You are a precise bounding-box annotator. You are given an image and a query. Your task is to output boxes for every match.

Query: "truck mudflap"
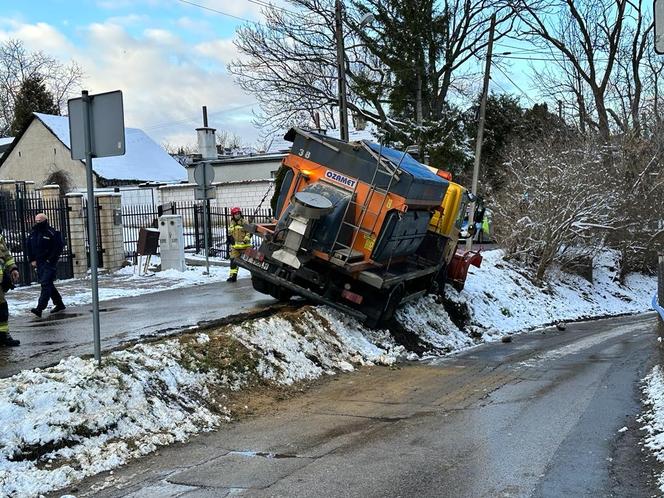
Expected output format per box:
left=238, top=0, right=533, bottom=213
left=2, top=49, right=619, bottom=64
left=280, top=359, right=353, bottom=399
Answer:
left=236, top=253, right=368, bottom=322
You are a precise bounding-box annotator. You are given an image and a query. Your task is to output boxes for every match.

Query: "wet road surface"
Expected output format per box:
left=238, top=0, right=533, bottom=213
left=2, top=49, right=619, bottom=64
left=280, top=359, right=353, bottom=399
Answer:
left=0, top=279, right=275, bottom=378
left=63, top=312, right=661, bottom=497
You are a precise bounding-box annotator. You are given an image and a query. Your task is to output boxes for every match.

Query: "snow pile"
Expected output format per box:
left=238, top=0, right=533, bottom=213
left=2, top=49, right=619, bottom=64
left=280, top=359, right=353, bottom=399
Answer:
left=231, top=307, right=406, bottom=385
left=0, top=307, right=411, bottom=497
left=641, top=365, right=664, bottom=492
left=379, top=249, right=656, bottom=358
left=0, top=248, right=656, bottom=497
left=0, top=338, right=224, bottom=497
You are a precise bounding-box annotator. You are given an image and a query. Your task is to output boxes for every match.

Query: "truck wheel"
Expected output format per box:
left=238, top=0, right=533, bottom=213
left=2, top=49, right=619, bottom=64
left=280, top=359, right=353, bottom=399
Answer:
left=378, top=283, right=405, bottom=327
left=269, top=284, right=292, bottom=302
left=251, top=275, right=271, bottom=294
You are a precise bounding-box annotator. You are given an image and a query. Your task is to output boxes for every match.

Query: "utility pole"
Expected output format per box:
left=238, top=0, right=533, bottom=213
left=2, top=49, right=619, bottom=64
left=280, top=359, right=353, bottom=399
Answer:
left=335, top=0, right=349, bottom=142
left=465, top=13, right=495, bottom=251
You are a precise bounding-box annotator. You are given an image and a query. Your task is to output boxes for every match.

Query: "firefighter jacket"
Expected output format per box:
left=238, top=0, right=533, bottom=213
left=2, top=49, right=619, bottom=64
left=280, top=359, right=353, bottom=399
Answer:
left=229, top=217, right=252, bottom=250
left=0, top=236, right=16, bottom=273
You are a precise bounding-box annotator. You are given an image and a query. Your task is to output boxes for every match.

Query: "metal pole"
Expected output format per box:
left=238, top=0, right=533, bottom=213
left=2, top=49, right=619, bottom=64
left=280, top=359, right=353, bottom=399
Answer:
left=335, top=0, right=349, bottom=142
left=659, top=253, right=664, bottom=308
left=203, top=164, right=210, bottom=275
left=466, top=13, right=496, bottom=251
left=82, top=90, right=102, bottom=366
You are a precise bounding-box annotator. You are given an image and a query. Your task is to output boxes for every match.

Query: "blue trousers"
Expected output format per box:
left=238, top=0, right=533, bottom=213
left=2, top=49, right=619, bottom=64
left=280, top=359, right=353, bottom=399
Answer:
left=36, top=263, right=63, bottom=311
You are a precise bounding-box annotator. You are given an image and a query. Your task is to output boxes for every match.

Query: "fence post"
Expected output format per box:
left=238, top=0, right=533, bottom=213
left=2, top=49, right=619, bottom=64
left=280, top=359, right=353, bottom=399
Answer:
left=66, top=193, right=89, bottom=278
left=96, top=193, right=125, bottom=271
left=39, top=184, right=60, bottom=203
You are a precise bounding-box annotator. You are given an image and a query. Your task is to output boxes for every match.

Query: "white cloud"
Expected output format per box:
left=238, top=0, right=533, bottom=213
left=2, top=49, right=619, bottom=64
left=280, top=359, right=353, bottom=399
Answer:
left=0, top=20, right=262, bottom=146
left=194, top=38, right=239, bottom=65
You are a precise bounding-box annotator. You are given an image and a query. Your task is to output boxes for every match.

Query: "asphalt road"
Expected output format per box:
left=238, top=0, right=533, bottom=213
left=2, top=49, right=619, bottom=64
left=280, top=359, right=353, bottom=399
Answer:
left=62, top=312, right=661, bottom=498
left=0, top=279, right=276, bottom=378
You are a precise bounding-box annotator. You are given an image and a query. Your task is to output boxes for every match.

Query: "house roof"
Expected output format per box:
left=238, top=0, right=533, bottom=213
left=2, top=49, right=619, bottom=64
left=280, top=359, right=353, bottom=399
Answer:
left=187, top=151, right=287, bottom=168
left=0, top=137, right=13, bottom=155
left=0, top=113, right=186, bottom=183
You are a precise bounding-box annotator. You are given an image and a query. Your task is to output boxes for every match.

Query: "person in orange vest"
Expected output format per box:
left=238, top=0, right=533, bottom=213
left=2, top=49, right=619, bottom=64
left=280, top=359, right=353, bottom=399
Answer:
left=227, top=207, right=252, bottom=283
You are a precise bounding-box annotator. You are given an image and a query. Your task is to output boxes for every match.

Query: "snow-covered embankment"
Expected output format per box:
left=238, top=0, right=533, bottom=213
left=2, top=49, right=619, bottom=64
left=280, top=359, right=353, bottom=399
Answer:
left=0, top=249, right=656, bottom=497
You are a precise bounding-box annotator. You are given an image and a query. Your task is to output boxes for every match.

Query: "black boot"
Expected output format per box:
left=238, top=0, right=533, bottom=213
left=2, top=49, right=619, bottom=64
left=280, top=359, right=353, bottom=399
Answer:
left=0, top=333, right=20, bottom=347
left=30, top=308, right=42, bottom=318
left=226, top=274, right=237, bottom=283
left=50, top=304, right=66, bottom=313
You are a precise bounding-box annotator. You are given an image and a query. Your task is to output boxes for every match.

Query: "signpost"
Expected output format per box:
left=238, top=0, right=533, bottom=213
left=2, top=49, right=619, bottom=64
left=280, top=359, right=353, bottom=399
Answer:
left=656, top=0, right=664, bottom=54
left=68, top=90, right=125, bottom=366
left=193, top=162, right=215, bottom=274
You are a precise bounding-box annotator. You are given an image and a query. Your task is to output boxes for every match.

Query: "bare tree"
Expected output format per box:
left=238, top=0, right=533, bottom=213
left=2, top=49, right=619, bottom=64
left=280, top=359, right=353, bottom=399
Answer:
left=229, top=0, right=514, bottom=139
left=493, top=136, right=617, bottom=282
left=0, top=39, right=83, bottom=136
left=510, top=0, right=651, bottom=141
left=609, top=134, right=664, bottom=279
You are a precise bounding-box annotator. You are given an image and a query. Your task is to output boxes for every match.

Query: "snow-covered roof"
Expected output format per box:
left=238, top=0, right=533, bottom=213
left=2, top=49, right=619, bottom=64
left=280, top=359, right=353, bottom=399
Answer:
left=34, top=113, right=186, bottom=183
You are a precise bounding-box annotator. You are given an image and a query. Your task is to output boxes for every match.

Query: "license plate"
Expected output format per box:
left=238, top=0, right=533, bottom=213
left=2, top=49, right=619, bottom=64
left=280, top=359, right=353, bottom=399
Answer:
left=241, top=253, right=269, bottom=271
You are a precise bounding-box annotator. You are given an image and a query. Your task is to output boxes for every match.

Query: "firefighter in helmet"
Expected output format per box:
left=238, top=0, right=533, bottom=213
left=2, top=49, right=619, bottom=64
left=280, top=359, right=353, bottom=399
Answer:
left=227, top=207, right=252, bottom=282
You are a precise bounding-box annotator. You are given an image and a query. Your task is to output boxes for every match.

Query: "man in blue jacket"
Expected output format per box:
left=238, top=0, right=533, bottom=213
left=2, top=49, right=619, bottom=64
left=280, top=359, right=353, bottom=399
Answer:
left=27, top=213, right=66, bottom=318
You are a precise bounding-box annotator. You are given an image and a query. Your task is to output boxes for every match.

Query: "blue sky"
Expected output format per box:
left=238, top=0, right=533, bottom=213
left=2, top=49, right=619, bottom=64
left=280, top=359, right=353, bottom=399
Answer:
left=0, top=0, right=267, bottom=147
left=0, top=0, right=541, bottom=149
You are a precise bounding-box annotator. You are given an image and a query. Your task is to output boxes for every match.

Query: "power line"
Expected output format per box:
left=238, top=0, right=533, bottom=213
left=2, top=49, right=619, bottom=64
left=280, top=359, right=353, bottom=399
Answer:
left=144, top=102, right=259, bottom=131
left=176, top=0, right=259, bottom=24
left=491, top=62, right=538, bottom=105
left=244, top=0, right=298, bottom=15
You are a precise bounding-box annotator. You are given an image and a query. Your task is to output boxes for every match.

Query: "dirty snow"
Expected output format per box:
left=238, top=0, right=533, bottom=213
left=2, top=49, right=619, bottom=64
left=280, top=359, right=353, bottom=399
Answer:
left=0, top=339, right=223, bottom=497
left=0, top=248, right=656, bottom=497
left=641, top=366, right=664, bottom=492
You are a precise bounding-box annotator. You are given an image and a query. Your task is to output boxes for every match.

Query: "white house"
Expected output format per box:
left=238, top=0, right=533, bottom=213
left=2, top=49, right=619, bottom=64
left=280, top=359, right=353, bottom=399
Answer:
left=0, top=113, right=186, bottom=191
left=185, top=151, right=287, bottom=184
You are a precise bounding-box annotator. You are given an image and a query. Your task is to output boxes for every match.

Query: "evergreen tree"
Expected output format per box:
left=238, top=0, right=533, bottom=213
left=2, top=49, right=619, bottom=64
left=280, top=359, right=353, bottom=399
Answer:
left=10, top=76, right=59, bottom=135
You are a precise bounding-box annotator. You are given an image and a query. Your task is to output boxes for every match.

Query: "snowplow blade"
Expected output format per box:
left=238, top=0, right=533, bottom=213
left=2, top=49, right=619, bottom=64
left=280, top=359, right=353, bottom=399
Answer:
left=448, top=250, right=483, bottom=292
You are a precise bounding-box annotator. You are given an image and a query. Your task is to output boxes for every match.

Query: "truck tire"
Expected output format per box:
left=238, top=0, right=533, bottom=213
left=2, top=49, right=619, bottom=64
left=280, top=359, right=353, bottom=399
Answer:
left=269, top=284, right=292, bottom=302
left=251, top=275, right=271, bottom=294
left=377, top=283, right=405, bottom=327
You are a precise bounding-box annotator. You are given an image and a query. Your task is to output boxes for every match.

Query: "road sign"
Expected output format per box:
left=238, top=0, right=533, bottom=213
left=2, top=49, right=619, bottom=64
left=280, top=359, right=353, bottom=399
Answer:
left=68, top=90, right=125, bottom=160
left=657, top=0, right=664, bottom=54
left=194, top=162, right=215, bottom=187
left=195, top=185, right=216, bottom=200
left=67, top=89, right=126, bottom=367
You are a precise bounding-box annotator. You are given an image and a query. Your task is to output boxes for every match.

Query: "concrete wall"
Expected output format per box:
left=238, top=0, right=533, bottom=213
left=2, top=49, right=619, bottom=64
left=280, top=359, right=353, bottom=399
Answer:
left=186, top=158, right=283, bottom=184
left=0, top=119, right=98, bottom=190
left=159, top=179, right=274, bottom=210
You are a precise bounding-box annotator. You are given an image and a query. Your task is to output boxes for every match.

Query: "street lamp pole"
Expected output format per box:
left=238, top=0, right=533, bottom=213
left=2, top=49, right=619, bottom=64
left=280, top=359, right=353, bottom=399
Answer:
left=335, top=0, right=349, bottom=142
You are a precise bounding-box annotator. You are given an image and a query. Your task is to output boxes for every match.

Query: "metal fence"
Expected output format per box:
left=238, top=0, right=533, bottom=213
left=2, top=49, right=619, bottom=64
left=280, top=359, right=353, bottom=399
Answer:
left=0, top=190, right=74, bottom=285
left=121, top=202, right=273, bottom=259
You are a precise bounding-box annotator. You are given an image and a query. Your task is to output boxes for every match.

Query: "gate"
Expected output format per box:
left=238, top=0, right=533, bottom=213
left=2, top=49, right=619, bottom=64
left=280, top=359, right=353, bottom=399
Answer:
left=0, top=186, right=74, bottom=285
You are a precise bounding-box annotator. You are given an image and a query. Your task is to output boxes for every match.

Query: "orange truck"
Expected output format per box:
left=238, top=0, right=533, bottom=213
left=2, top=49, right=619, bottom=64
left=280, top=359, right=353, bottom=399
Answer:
left=237, top=128, right=482, bottom=327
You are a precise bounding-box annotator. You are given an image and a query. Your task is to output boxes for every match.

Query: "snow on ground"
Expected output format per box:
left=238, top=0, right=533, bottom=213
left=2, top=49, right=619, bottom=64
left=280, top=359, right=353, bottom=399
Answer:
left=0, top=307, right=408, bottom=497
left=641, top=366, right=664, bottom=493
left=395, top=249, right=655, bottom=355
left=0, top=248, right=657, bottom=497
left=7, top=261, right=250, bottom=315
left=0, top=338, right=224, bottom=497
